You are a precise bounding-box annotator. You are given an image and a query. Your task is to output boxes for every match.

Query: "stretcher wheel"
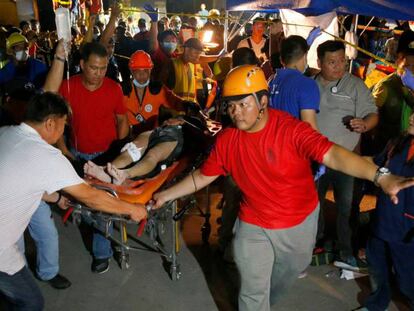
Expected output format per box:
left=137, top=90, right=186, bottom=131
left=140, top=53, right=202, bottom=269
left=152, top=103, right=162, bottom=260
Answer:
left=170, top=264, right=181, bottom=281
left=119, top=253, right=130, bottom=270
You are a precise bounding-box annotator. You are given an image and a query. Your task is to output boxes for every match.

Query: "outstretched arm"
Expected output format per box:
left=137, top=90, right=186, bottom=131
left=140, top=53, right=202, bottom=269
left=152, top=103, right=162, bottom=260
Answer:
left=99, top=4, right=121, bottom=48
left=323, top=144, right=414, bottom=204
left=43, top=39, right=67, bottom=93
left=63, top=182, right=147, bottom=221
left=152, top=169, right=219, bottom=208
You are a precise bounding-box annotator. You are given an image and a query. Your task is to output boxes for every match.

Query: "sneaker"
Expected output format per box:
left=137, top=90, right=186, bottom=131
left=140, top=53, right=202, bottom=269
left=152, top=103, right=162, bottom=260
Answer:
left=44, top=274, right=71, bottom=289
left=298, top=270, right=308, bottom=279
left=91, top=258, right=110, bottom=274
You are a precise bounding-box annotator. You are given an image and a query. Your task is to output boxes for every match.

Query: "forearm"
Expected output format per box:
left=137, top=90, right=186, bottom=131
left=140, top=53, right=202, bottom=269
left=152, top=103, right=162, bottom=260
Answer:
left=116, top=115, right=129, bottom=139
left=100, top=14, right=117, bottom=47
left=148, top=21, right=158, bottom=52
left=43, top=57, right=65, bottom=92
left=300, top=109, right=319, bottom=132
left=158, top=169, right=218, bottom=202
left=323, top=144, right=377, bottom=182
left=363, top=113, right=378, bottom=131
left=82, top=187, right=136, bottom=215
left=56, top=135, right=74, bottom=159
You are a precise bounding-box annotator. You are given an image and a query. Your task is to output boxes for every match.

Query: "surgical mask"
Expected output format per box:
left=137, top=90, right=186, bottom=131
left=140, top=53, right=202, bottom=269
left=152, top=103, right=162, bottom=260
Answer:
left=15, top=50, right=28, bottom=62
left=161, top=42, right=177, bottom=54
left=133, top=79, right=150, bottom=88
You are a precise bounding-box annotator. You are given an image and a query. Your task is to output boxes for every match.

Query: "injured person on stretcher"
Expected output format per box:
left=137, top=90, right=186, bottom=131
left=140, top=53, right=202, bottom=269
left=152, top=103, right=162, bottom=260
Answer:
left=84, top=116, right=220, bottom=185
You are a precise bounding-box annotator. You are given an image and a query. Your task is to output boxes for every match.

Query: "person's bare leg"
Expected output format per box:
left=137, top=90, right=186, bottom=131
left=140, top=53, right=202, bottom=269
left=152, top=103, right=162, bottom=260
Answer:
left=107, top=141, right=178, bottom=184
left=112, top=131, right=151, bottom=168
left=84, top=161, right=112, bottom=183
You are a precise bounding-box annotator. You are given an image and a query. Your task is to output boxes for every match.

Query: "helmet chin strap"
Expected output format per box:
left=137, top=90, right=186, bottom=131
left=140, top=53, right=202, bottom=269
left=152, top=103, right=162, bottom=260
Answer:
left=245, top=92, right=265, bottom=131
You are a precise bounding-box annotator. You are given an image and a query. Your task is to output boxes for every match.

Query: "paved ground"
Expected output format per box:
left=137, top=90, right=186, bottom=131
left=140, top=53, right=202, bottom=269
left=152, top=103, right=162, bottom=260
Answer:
left=17, top=190, right=411, bottom=311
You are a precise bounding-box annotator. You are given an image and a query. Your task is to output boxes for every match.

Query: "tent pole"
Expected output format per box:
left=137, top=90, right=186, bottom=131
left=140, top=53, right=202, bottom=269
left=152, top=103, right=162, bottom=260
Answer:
left=224, top=10, right=229, bottom=52
left=349, top=14, right=359, bottom=73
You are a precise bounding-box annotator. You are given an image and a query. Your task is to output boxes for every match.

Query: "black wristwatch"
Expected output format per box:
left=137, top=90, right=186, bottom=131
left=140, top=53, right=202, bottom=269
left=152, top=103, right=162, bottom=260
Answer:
left=373, top=167, right=391, bottom=186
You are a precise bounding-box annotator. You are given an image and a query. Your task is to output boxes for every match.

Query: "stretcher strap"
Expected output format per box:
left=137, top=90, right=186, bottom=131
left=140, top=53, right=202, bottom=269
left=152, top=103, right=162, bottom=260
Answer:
left=136, top=219, right=147, bottom=237
left=62, top=207, right=74, bottom=224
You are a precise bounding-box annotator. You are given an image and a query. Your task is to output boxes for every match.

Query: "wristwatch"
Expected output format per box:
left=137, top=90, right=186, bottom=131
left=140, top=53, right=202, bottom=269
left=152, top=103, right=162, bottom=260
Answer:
left=373, top=167, right=391, bottom=186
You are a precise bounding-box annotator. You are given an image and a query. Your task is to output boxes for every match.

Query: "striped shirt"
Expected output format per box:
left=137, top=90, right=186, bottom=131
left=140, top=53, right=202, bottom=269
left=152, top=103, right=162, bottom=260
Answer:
left=0, top=123, right=83, bottom=275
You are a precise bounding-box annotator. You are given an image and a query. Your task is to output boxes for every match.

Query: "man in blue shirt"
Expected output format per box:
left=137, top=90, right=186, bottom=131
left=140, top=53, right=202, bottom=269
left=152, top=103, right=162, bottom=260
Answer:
left=269, top=35, right=320, bottom=131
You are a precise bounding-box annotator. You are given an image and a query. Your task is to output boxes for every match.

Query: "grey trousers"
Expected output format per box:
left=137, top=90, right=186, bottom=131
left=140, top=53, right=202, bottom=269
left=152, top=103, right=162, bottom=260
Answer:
left=233, top=205, right=319, bottom=311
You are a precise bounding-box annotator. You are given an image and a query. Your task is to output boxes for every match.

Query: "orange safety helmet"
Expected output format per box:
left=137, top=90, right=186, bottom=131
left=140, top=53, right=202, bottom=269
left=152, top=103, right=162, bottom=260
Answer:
left=222, top=65, right=268, bottom=99
left=129, top=50, right=153, bottom=70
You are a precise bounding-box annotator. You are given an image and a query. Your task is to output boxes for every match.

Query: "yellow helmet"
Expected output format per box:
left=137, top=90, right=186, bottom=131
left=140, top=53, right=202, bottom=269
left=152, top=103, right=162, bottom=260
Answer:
left=6, top=33, right=28, bottom=52
left=222, top=65, right=268, bottom=99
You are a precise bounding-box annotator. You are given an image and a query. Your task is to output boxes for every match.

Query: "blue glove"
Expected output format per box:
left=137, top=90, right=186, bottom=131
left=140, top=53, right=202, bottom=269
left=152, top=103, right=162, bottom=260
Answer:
left=306, top=27, right=322, bottom=46
left=314, top=164, right=326, bottom=181
left=143, top=3, right=158, bottom=22
left=401, top=69, right=414, bottom=91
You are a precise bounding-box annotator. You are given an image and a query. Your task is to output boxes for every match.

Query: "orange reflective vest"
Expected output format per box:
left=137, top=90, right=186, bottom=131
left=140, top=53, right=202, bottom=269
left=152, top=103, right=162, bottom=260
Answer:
left=124, top=81, right=183, bottom=127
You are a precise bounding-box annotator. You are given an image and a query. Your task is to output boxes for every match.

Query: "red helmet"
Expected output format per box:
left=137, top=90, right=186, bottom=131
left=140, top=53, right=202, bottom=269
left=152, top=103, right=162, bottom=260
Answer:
left=129, top=50, right=153, bottom=70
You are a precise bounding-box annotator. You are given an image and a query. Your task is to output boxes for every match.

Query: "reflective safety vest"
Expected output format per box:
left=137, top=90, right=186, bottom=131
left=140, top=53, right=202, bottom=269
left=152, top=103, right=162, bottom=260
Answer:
left=172, top=58, right=197, bottom=102
left=124, top=81, right=182, bottom=127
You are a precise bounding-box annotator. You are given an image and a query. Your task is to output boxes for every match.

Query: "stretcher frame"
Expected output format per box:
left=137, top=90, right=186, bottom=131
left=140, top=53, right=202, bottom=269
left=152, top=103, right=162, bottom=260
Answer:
left=64, top=160, right=194, bottom=281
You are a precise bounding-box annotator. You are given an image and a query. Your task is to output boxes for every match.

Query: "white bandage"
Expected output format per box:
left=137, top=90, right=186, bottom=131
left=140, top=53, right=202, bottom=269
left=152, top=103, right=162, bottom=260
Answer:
left=121, top=142, right=143, bottom=162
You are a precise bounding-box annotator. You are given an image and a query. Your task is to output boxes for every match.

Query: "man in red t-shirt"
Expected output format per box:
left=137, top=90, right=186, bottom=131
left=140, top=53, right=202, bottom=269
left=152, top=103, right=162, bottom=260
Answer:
left=50, top=42, right=129, bottom=160
left=151, top=65, right=414, bottom=311
left=44, top=41, right=129, bottom=274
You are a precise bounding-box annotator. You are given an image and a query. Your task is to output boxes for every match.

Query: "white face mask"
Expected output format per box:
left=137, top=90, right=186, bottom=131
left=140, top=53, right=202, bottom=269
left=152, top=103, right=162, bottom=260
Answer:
left=15, top=50, right=28, bottom=62
left=133, top=79, right=150, bottom=88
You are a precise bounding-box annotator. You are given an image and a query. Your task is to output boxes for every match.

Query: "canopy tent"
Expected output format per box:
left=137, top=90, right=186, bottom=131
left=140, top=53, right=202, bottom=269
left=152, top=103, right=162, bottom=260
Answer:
left=226, top=0, right=414, bottom=20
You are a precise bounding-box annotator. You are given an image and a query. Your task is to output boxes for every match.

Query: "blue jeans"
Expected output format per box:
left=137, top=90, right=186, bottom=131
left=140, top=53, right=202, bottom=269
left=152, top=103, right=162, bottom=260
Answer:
left=71, top=148, right=113, bottom=260
left=364, top=236, right=414, bottom=311
left=0, top=267, right=44, bottom=311
left=317, top=167, right=354, bottom=258
left=17, top=201, right=59, bottom=281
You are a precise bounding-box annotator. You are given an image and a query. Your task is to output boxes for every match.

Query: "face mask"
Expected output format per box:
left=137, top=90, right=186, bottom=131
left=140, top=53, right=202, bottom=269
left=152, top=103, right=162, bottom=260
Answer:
left=161, top=42, right=177, bottom=54
left=93, top=34, right=99, bottom=40
left=133, top=79, right=150, bottom=88
left=15, top=50, right=28, bottom=62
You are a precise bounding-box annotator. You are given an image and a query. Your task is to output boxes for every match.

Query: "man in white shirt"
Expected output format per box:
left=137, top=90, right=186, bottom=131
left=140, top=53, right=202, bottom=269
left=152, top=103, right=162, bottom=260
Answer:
left=0, top=92, right=146, bottom=310
left=237, top=17, right=269, bottom=63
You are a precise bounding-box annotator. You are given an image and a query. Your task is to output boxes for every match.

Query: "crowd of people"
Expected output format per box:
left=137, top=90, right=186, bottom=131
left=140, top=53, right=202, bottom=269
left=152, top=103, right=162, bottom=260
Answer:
left=1, top=3, right=414, bottom=311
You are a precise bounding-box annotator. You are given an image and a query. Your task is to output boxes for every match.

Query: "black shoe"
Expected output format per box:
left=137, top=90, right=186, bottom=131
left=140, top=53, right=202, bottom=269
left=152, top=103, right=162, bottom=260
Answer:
left=91, top=258, right=110, bottom=274
left=45, top=274, right=71, bottom=289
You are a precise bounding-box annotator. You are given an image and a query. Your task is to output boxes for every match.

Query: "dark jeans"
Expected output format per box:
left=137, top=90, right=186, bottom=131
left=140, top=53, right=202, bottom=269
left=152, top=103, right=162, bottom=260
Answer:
left=317, top=167, right=354, bottom=258
left=364, top=236, right=414, bottom=311
left=0, top=267, right=44, bottom=311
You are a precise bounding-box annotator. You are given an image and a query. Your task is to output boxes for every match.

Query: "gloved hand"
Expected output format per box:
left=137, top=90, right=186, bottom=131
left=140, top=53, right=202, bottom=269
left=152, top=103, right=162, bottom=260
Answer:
left=306, top=26, right=322, bottom=46
left=401, top=68, right=414, bottom=91
left=144, top=3, right=158, bottom=22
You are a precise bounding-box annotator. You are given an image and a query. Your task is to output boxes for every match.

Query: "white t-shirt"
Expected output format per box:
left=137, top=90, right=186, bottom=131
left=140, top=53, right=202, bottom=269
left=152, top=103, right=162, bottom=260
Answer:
left=0, top=123, right=84, bottom=275
left=237, top=36, right=268, bottom=62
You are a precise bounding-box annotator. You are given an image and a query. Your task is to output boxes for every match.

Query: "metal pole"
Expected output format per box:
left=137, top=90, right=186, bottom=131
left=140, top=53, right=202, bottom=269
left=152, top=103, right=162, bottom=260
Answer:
left=350, top=14, right=359, bottom=73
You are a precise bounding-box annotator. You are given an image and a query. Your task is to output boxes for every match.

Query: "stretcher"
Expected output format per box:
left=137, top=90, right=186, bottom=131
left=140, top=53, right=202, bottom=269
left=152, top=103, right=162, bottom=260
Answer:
left=63, top=158, right=196, bottom=281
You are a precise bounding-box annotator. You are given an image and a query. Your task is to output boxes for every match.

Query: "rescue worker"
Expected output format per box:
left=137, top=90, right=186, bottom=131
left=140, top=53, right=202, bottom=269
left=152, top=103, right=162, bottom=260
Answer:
left=125, top=50, right=185, bottom=135
left=162, top=38, right=204, bottom=104
left=151, top=65, right=414, bottom=311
